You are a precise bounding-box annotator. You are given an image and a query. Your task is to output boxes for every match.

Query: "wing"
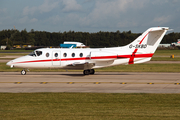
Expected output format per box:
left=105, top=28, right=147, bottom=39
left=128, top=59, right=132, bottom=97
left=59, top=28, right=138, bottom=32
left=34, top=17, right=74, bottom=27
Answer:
left=64, top=62, right=95, bottom=70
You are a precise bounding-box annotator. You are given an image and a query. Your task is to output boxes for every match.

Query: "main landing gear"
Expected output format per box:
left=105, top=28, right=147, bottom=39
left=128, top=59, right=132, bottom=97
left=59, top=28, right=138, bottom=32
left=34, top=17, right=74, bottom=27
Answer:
left=83, top=69, right=95, bottom=75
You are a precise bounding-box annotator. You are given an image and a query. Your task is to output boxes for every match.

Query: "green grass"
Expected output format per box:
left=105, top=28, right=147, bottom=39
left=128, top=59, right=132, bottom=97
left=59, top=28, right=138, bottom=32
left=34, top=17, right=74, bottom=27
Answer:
left=97, top=63, right=180, bottom=72
left=154, top=50, right=180, bottom=56
left=0, top=53, right=29, bottom=57
left=0, top=50, right=33, bottom=53
left=1, top=62, right=180, bottom=72
left=151, top=57, right=180, bottom=61
left=0, top=93, right=180, bottom=120
left=0, top=50, right=32, bottom=57
left=0, top=58, right=17, bottom=60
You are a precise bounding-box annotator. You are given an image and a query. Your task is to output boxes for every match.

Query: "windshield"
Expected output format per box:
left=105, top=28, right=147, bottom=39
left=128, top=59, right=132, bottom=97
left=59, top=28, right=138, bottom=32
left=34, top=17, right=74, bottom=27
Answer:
left=28, top=51, right=36, bottom=56
left=28, top=51, right=42, bottom=57
left=36, top=51, right=42, bottom=56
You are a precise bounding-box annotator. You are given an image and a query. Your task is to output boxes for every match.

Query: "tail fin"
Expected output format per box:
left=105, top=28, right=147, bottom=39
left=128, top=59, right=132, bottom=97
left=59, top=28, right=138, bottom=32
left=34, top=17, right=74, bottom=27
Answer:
left=127, top=27, right=169, bottom=53
left=121, top=27, right=169, bottom=64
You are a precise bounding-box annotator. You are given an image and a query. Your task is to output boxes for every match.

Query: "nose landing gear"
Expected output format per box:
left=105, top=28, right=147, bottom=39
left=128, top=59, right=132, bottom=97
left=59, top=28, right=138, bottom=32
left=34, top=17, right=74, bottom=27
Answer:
left=21, top=70, right=26, bottom=75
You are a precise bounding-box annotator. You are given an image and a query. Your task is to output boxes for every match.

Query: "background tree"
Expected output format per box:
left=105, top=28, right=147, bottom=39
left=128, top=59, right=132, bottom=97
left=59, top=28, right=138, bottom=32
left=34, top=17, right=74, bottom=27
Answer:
left=0, top=29, right=179, bottom=48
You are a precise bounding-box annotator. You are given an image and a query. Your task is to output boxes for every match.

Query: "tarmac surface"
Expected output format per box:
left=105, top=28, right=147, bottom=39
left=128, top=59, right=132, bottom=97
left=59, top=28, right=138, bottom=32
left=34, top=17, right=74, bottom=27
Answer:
left=0, top=72, right=180, bottom=93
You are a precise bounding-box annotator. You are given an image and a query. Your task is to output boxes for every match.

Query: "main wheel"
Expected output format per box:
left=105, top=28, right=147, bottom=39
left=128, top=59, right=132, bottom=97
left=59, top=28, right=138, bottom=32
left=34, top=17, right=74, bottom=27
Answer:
left=83, top=70, right=90, bottom=75
left=21, top=70, right=26, bottom=75
left=90, top=69, right=95, bottom=74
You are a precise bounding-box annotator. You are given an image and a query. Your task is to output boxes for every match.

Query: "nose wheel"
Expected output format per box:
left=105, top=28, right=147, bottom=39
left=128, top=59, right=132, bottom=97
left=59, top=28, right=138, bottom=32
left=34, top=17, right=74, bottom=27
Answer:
left=21, top=70, right=26, bottom=75
left=83, top=69, right=95, bottom=75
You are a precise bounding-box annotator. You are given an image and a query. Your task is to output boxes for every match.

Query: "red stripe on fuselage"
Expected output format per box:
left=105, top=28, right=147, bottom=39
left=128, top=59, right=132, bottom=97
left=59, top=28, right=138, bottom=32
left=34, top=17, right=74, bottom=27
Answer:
left=15, top=59, right=52, bottom=64
left=12, top=53, right=153, bottom=64
left=13, top=57, right=90, bottom=64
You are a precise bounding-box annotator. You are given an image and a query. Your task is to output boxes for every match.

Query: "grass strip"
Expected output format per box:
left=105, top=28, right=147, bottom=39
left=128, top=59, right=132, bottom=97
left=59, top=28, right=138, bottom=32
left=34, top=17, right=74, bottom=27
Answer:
left=0, top=93, right=180, bottom=120
left=154, top=50, right=180, bottom=56
left=151, top=57, right=180, bottom=61
left=97, top=63, right=180, bottom=72
left=0, top=58, right=17, bottom=60
left=0, top=50, right=33, bottom=53
left=0, top=53, right=28, bottom=57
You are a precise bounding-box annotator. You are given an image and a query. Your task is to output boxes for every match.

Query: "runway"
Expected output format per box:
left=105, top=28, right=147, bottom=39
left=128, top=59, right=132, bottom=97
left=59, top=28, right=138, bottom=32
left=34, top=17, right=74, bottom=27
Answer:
left=0, top=72, right=180, bottom=93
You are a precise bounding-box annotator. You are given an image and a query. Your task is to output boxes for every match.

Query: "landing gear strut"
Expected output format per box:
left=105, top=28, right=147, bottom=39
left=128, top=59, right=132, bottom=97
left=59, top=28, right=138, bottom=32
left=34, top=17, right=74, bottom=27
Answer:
left=21, top=70, right=26, bottom=75
left=83, top=69, right=95, bottom=75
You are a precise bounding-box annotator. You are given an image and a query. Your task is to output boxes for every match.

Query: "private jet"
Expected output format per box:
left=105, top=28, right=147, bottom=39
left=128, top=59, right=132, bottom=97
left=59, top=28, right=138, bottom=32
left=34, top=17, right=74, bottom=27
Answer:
left=6, top=27, right=169, bottom=75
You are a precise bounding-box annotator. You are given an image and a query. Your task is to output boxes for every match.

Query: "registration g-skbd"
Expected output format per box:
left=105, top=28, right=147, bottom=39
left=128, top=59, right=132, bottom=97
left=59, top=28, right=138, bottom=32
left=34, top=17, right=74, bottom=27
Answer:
left=129, top=44, right=147, bottom=49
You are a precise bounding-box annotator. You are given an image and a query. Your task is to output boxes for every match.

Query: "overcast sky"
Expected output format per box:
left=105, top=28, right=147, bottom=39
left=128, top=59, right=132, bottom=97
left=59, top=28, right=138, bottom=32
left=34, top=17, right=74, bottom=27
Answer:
left=0, top=0, right=180, bottom=33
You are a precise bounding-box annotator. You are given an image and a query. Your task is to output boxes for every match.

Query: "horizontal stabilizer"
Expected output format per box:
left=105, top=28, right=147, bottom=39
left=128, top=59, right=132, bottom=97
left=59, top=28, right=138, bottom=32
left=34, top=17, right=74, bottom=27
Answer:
left=149, top=27, right=169, bottom=33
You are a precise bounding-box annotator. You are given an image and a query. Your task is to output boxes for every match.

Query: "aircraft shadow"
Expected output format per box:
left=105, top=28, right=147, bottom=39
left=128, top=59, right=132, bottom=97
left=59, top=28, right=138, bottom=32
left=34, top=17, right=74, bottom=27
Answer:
left=59, top=73, right=131, bottom=76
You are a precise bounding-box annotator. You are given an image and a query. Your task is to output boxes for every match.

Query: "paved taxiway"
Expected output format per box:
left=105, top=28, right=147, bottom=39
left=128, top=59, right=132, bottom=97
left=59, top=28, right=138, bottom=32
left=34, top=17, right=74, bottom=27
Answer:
left=0, top=72, right=180, bottom=93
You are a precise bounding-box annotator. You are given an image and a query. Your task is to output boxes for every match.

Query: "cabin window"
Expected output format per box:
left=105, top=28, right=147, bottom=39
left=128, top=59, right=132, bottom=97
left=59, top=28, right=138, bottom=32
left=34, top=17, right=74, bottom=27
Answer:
left=63, top=53, right=67, bottom=57
left=36, top=51, right=42, bottom=56
left=54, top=53, right=58, bottom=57
left=72, top=53, right=75, bottom=57
left=80, top=53, right=83, bottom=57
left=46, top=53, right=49, bottom=57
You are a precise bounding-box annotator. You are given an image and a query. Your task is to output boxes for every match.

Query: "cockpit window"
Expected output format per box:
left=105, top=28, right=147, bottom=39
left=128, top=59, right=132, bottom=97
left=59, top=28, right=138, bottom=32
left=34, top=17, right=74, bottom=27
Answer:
left=28, top=51, right=36, bottom=57
left=36, top=51, right=42, bottom=56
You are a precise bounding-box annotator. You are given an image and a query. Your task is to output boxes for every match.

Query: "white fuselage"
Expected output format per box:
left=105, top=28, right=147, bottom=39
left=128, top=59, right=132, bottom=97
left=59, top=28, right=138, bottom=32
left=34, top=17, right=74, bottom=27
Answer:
left=7, top=47, right=152, bottom=69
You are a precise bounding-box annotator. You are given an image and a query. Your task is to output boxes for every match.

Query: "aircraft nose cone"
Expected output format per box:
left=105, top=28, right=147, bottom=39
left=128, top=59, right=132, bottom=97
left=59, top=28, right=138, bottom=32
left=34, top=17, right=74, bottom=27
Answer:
left=6, top=60, right=13, bottom=67
left=6, top=61, right=10, bottom=66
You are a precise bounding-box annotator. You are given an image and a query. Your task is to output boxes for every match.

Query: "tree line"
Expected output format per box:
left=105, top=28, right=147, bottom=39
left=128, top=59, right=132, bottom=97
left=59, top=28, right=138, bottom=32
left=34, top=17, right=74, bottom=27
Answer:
left=0, top=29, right=180, bottom=49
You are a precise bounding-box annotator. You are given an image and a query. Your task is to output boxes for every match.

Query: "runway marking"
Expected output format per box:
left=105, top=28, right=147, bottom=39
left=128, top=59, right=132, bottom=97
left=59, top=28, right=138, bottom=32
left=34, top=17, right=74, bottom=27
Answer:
left=174, top=83, right=180, bottom=85
left=15, top=82, right=22, bottom=84
left=148, top=83, right=154, bottom=84
left=68, top=82, right=74, bottom=84
left=95, top=82, right=100, bottom=84
left=40, top=82, right=47, bottom=84
left=120, top=82, right=127, bottom=84
left=0, top=82, right=180, bottom=85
